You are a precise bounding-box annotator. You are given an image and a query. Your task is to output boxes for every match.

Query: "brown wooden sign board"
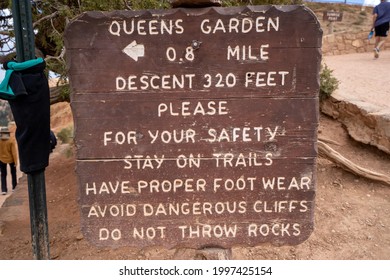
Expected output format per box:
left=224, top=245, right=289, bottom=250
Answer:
left=65, top=5, right=322, bottom=249
left=323, top=11, right=343, bottom=22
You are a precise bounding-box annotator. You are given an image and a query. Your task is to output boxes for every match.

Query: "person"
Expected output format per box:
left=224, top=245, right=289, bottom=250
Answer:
left=372, top=0, right=390, bottom=58
left=0, top=126, right=18, bottom=195
left=50, top=130, right=57, bottom=153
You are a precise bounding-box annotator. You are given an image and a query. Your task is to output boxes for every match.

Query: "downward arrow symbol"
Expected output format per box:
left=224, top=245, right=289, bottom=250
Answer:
left=122, top=41, right=145, bottom=61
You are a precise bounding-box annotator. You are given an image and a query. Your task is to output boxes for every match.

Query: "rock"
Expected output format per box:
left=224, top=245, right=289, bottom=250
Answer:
left=76, top=234, right=84, bottom=241
left=321, top=96, right=390, bottom=155
left=173, top=247, right=231, bottom=259
left=352, top=39, right=363, bottom=48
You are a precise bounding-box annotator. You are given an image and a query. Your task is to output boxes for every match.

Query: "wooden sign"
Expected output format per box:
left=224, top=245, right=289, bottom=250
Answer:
left=323, top=11, right=343, bottom=22
left=65, top=5, right=322, bottom=249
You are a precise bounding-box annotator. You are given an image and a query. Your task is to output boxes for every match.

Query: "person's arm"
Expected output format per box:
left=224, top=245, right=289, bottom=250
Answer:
left=372, top=6, right=378, bottom=29
left=372, top=13, right=377, bottom=29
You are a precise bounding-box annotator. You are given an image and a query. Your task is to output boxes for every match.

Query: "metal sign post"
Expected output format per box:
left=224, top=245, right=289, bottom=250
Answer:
left=27, top=170, right=50, bottom=259
left=11, top=0, right=50, bottom=260
left=12, top=0, right=35, bottom=62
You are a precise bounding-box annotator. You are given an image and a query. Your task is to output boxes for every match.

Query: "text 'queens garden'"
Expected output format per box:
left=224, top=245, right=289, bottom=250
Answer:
left=108, top=16, right=280, bottom=37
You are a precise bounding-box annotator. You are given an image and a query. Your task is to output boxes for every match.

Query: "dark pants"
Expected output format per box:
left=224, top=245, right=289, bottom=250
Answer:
left=0, top=161, right=17, bottom=193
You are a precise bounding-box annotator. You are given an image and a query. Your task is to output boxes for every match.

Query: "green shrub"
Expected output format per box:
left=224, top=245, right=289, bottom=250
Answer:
left=64, top=145, right=74, bottom=158
left=57, top=126, right=74, bottom=144
left=222, top=0, right=303, bottom=6
left=359, top=10, right=367, bottom=16
left=320, top=63, right=339, bottom=101
left=353, top=16, right=365, bottom=26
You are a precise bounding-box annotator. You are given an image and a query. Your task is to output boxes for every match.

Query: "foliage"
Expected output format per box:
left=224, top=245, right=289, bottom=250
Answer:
left=320, top=63, right=339, bottom=101
left=64, top=145, right=74, bottom=158
left=0, top=3, right=14, bottom=57
left=222, top=0, right=302, bottom=6
left=359, top=10, right=367, bottom=16
left=57, top=126, right=73, bottom=144
left=59, top=84, right=71, bottom=103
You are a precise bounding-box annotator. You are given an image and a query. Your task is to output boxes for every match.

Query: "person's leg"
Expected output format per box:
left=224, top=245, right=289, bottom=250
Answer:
left=0, top=161, right=8, bottom=194
left=377, top=37, right=387, bottom=50
left=9, top=162, right=17, bottom=190
left=374, top=22, right=389, bottom=57
left=374, top=36, right=381, bottom=58
left=375, top=36, right=380, bottom=48
left=375, top=36, right=387, bottom=58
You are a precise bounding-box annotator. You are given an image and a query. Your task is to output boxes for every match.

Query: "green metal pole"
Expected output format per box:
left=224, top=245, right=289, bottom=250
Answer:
left=11, top=0, right=50, bottom=260
left=12, top=0, right=35, bottom=61
left=27, top=170, right=50, bottom=260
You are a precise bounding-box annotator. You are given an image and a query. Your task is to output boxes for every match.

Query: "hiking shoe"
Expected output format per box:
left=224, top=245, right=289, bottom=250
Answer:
left=374, top=47, right=379, bottom=58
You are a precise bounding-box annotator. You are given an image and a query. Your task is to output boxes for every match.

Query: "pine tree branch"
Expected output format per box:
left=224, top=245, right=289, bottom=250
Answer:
left=123, top=0, right=132, bottom=10
left=33, top=11, right=59, bottom=28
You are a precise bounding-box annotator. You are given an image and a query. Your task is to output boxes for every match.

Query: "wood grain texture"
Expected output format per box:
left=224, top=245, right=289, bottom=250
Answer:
left=65, top=5, right=322, bottom=248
